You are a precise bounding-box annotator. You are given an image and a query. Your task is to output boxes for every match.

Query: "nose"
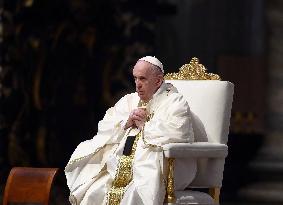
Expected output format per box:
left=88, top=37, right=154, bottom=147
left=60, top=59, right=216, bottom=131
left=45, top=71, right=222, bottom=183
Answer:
left=135, top=79, right=142, bottom=89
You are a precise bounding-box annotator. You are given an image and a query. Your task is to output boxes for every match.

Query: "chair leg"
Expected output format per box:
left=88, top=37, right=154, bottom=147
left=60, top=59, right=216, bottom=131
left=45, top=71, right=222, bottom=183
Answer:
left=209, top=187, right=220, bottom=204
left=164, top=158, right=176, bottom=203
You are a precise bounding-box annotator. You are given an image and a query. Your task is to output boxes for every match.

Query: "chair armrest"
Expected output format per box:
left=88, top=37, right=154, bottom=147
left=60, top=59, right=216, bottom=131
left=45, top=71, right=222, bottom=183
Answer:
left=162, top=142, right=228, bottom=158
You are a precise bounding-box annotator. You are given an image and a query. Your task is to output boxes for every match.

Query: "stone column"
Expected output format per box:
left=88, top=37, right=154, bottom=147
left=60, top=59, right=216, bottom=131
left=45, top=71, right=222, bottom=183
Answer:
left=265, top=1, right=283, bottom=161
left=238, top=1, right=283, bottom=203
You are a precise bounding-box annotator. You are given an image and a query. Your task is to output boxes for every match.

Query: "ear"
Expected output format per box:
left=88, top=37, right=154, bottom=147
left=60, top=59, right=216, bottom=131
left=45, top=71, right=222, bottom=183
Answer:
left=156, top=75, right=163, bottom=86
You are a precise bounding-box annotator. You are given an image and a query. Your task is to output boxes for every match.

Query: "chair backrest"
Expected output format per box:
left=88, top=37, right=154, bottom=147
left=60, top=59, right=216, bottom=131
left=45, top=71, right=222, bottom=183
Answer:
left=3, top=167, right=59, bottom=205
left=166, top=80, right=234, bottom=144
left=165, top=80, right=234, bottom=188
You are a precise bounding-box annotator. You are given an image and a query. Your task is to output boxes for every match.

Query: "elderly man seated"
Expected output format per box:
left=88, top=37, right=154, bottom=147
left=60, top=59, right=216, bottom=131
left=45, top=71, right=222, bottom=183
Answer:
left=65, top=56, right=195, bottom=205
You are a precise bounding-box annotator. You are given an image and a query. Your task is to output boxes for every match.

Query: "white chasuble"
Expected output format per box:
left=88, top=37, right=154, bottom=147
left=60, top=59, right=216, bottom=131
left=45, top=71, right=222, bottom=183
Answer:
left=65, top=83, right=196, bottom=205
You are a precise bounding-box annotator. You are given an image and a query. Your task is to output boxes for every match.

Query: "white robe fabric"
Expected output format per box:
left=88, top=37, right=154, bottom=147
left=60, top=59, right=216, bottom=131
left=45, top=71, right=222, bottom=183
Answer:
left=65, top=83, right=196, bottom=205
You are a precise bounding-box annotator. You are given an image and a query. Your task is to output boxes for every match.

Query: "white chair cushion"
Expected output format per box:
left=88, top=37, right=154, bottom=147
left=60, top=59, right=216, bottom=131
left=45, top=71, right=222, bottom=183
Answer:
left=175, top=190, right=215, bottom=204
left=163, top=142, right=228, bottom=158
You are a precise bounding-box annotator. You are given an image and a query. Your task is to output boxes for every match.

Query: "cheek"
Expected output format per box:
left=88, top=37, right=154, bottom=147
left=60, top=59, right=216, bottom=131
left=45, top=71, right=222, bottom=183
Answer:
left=140, top=82, right=146, bottom=88
left=148, top=84, right=156, bottom=93
left=142, top=81, right=148, bottom=87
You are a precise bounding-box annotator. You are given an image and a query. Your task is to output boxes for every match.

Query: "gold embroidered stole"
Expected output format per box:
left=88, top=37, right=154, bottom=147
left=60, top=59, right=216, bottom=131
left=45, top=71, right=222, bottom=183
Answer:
left=106, top=100, right=147, bottom=205
left=106, top=131, right=141, bottom=205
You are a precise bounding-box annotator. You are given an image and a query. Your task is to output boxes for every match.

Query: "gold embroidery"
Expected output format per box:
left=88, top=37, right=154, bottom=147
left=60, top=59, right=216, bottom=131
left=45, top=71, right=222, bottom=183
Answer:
left=137, top=101, right=160, bottom=149
left=66, top=147, right=103, bottom=168
left=138, top=99, right=154, bottom=122
left=112, top=156, right=133, bottom=187
left=146, top=112, right=154, bottom=122
left=106, top=131, right=141, bottom=205
left=106, top=187, right=125, bottom=205
left=138, top=100, right=148, bottom=108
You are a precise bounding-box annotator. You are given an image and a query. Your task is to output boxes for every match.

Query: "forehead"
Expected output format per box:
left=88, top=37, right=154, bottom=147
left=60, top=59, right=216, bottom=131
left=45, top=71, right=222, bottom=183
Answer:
left=132, top=61, right=152, bottom=76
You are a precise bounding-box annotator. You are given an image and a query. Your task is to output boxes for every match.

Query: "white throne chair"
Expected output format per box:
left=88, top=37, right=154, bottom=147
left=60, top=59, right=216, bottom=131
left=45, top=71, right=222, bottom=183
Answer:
left=163, top=58, right=234, bottom=205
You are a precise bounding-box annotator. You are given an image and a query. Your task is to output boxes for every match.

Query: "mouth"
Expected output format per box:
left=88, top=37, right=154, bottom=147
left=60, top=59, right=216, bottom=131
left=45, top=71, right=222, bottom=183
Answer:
left=137, top=90, right=144, bottom=95
left=137, top=91, right=148, bottom=100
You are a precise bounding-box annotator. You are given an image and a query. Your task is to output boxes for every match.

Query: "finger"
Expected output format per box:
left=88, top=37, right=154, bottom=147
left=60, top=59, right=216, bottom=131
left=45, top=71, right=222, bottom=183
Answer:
left=134, top=120, right=145, bottom=129
left=132, top=114, right=143, bottom=121
left=135, top=110, right=147, bottom=119
left=137, top=108, right=147, bottom=114
left=129, top=111, right=136, bottom=120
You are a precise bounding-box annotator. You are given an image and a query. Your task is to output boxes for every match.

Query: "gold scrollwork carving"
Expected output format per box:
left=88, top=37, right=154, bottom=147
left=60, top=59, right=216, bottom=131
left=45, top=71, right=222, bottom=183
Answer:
left=165, top=157, right=176, bottom=203
left=164, top=57, right=221, bottom=80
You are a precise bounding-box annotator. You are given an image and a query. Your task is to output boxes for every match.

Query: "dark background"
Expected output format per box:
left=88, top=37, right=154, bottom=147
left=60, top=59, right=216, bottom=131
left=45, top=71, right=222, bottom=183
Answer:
left=1, top=0, right=283, bottom=204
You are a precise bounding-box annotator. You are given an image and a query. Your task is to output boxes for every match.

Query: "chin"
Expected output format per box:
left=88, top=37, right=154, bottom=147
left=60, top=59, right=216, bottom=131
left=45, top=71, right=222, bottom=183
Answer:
left=139, top=95, right=146, bottom=101
left=138, top=93, right=149, bottom=101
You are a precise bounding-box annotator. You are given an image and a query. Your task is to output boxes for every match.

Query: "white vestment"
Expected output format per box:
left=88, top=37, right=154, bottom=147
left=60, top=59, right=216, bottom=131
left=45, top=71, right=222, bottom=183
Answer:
left=65, top=83, right=196, bottom=205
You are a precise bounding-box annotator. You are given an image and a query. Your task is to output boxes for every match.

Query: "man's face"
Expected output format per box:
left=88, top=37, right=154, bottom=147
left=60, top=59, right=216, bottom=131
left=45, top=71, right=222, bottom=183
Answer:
left=132, top=61, right=162, bottom=102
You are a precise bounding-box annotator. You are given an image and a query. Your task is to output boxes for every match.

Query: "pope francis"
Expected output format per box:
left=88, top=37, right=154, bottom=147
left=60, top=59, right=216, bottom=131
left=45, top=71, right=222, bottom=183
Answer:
left=65, top=56, right=196, bottom=205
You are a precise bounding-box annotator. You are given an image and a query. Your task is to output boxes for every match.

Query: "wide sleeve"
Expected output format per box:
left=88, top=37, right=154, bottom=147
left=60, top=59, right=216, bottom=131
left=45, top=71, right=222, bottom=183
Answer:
left=143, top=93, right=194, bottom=147
left=65, top=94, right=135, bottom=192
left=66, top=94, right=133, bottom=165
left=97, top=93, right=133, bottom=144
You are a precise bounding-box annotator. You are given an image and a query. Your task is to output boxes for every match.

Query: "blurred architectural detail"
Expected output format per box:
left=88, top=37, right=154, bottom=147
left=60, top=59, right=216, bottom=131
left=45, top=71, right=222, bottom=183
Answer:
left=217, top=56, right=266, bottom=135
left=0, top=7, right=5, bottom=182
left=237, top=0, right=283, bottom=203
left=156, top=0, right=266, bottom=72
left=0, top=1, right=157, bottom=198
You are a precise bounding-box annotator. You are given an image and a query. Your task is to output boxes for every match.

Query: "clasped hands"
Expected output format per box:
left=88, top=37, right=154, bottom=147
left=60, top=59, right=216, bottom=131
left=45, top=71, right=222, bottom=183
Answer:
left=124, top=108, right=148, bottom=130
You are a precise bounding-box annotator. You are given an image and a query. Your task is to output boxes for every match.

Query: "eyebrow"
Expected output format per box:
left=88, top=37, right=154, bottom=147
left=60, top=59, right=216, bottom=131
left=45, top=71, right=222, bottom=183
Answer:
left=133, top=75, right=146, bottom=79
